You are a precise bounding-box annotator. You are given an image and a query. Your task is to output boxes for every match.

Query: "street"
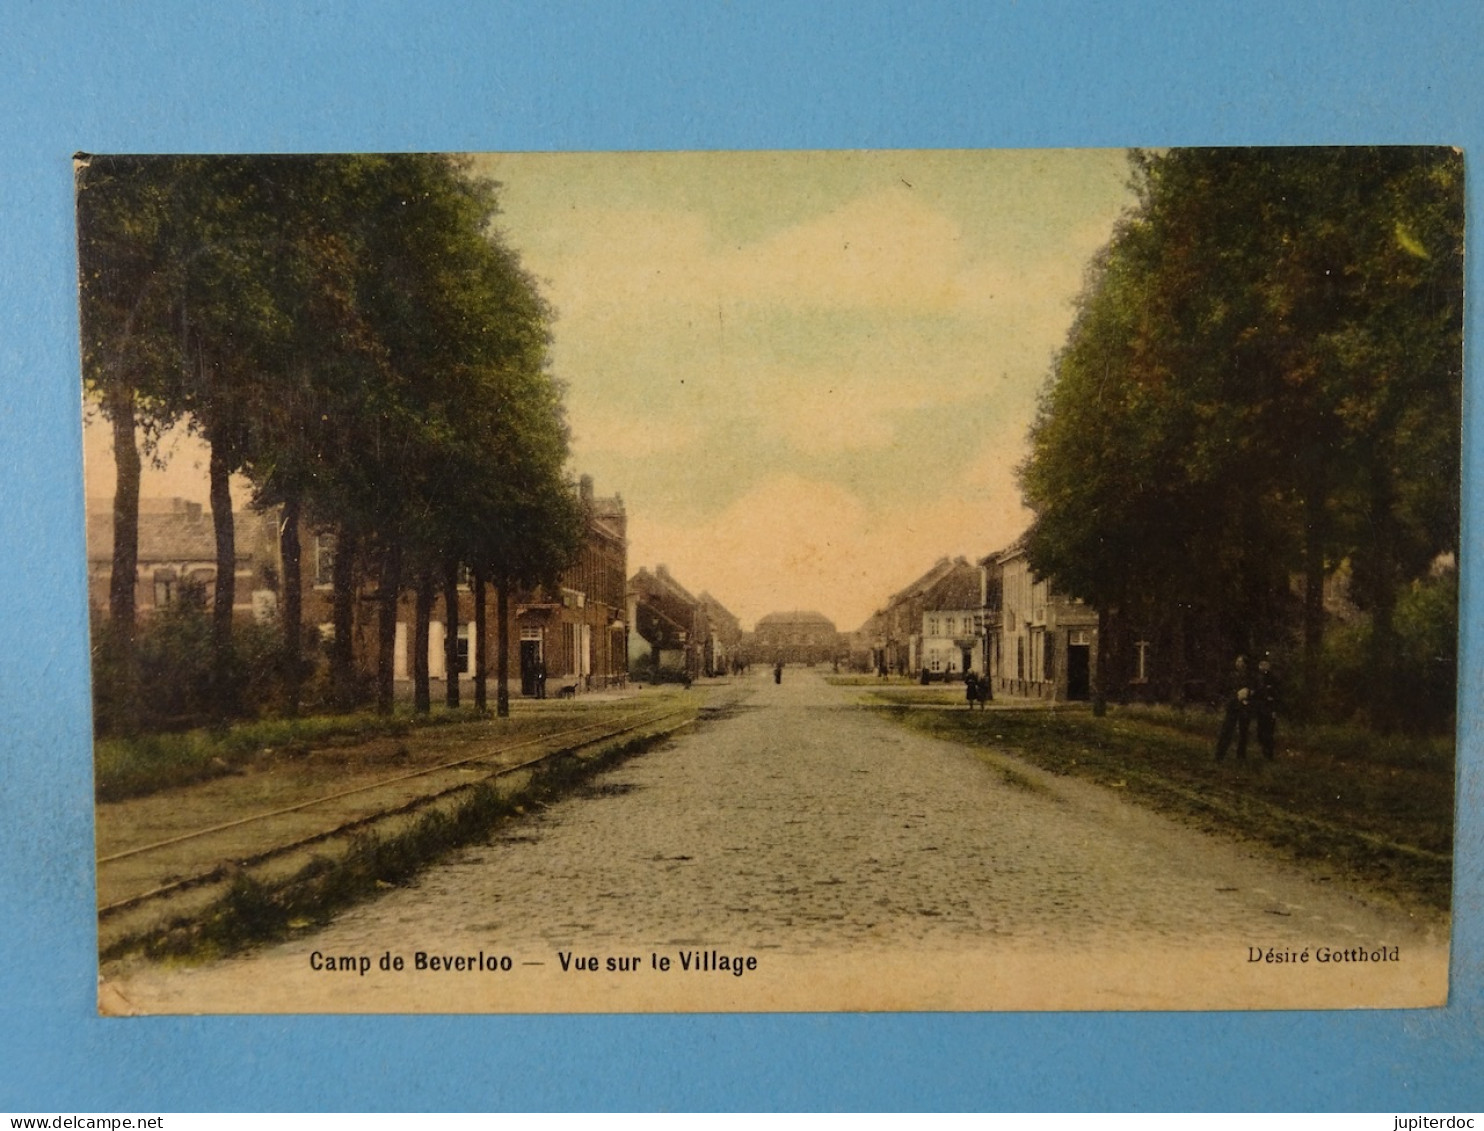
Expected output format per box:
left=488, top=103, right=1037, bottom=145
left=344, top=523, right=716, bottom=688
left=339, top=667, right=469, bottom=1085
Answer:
left=102, top=668, right=1448, bottom=1013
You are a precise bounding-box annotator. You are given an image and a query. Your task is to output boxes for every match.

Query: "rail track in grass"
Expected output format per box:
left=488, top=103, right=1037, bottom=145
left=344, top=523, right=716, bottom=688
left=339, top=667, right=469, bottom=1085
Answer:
left=96, top=703, right=697, bottom=935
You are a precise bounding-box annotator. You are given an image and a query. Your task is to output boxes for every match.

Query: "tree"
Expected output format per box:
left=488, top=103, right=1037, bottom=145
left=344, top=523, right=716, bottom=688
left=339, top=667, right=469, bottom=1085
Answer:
left=77, top=156, right=229, bottom=727
left=1021, top=148, right=1462, bottom=729
left=79, top=153, right=585, bottom=726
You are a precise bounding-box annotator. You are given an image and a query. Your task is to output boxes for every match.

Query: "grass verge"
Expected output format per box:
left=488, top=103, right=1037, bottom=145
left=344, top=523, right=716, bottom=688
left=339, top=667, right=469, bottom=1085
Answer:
left=871, top=700, right=1454, bottom=914
left=94, top=703, right=632, bottom=802
left=102, top=727, right=672, bottom=965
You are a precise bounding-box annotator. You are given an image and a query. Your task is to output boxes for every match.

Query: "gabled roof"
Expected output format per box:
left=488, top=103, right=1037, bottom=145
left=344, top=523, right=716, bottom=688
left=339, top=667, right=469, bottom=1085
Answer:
left=982, top=533, right=1029, bottom=567
left=88, top=498, right=276, bottom=565
left=921, top=560, right=982, bottom=611
left=885, top=556, right=970, bottom=609
left=698, top=591, right=741, bottom=629
left=629, top=565, right=701, bottom=609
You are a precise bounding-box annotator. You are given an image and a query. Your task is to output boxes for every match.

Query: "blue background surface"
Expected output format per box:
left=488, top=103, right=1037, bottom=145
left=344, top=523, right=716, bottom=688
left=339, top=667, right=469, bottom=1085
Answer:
left=2, top=1, right=1481, bottom=1111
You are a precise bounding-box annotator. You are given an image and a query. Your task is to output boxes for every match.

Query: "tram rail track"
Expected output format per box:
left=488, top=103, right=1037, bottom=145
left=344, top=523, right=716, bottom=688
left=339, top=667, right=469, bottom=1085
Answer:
left=97, top=704, right=695, bottom=922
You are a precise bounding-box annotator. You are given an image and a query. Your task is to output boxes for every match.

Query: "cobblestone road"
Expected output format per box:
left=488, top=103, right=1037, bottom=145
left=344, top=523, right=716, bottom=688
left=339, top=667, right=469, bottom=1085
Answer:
left=104, top=668, right=1448, bottom=1012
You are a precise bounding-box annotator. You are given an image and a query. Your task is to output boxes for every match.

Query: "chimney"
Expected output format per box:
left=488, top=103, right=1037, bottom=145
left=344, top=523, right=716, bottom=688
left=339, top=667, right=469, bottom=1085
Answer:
left=579, top=474, right=594, bottom=503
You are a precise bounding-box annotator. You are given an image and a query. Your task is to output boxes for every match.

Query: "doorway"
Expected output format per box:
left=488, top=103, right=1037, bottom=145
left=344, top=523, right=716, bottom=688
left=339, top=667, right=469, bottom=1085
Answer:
left=520, top=639, right=543, bottom=697
left=1066, top=642, right=1091, bottom=700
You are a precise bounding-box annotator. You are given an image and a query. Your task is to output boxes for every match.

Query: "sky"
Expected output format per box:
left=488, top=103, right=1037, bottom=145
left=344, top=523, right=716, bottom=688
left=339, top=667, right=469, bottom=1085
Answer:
left=84, top=149, right=1139, bottom=631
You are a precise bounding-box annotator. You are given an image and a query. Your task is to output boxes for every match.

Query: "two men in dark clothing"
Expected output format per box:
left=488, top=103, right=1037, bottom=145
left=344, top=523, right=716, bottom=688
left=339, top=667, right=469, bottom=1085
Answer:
left=1215, top=653, right=1278, bottom=760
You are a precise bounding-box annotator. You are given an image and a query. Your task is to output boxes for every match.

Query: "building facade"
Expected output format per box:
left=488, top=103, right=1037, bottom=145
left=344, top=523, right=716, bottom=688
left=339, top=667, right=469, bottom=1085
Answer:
left=750, top=610, right=841, bottom=665
left=698, top=592, right=743, bottom=675
left=88, top=496, right=283, bottom=625
left=510, top=476, right=629, bottom=695
left=990, top=540, right=1098, bottom=701
left=628, top=564, right=707, bottom=678
left=917, top=557, right=987, bottom=680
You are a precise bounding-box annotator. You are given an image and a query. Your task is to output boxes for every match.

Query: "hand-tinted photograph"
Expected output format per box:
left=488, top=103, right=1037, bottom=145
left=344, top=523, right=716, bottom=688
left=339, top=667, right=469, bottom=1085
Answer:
left=80, top=148, right=1460, bottom=1013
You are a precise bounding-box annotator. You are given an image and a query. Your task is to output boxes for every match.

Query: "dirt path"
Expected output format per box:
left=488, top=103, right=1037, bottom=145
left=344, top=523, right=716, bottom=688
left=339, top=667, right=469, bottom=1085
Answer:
left=102, top=668, right=1448, bottom=1014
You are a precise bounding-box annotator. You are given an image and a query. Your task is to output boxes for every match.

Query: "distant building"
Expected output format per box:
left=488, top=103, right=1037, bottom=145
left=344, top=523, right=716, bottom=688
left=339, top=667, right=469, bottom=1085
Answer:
left=698, top=592, right=743, bottom=675
left=750, top=610, right=840, bottom=665
left=873, top=556, right=967, bottom=677
left=87, top=496, right=281, bottom=623
left=511, top=475, right=629, bottom=695
left=847, top=610, right=886, bottom=673
left=917, top=558, right=987, bottom=680
left=628, top=564, right=707, bottom=678
left=988, top=539, right=1097, bottom=701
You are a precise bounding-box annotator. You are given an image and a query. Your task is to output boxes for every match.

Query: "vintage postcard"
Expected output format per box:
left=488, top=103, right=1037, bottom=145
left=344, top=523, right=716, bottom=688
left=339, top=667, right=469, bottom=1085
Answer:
left=80, top=148, right=1459, bottom=1014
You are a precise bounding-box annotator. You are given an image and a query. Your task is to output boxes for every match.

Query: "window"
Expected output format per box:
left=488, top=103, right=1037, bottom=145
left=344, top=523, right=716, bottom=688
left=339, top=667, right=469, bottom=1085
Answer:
left=314, top=533, right=336, bottom=587
left=456, top=623, right=471, bottom=675
left=928, top=618, right=939, bottom=636
left=153, top=568, right=178, bottom=607
left=1044, top=632, right=1056, bottom=681
left=1017, top=637, right=1025, bottom=681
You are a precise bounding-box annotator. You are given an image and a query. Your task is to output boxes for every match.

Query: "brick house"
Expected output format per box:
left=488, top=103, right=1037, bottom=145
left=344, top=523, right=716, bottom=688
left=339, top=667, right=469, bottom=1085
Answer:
left=628, top=564, right=707, bottom=678
left=748, top=610, right=841, bottom=666
left=87, top=496, right=282, bottom=624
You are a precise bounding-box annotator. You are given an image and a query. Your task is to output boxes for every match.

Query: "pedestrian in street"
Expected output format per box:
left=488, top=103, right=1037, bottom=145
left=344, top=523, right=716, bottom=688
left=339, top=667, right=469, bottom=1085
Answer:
left=976, top=669, right=992, bottom=708
left=1214, top=654, right=1251, bottom=760
left=1253, top=657, right=1279, bottom=760
left=774, top=661, right=783, bottom=685
left=965, top=672, right=979, bottom=709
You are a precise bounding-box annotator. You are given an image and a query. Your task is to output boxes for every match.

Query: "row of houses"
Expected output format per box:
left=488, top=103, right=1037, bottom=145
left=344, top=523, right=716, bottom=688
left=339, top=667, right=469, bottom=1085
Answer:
left=852, top=540, right=1099, bottom=703
left=90, top=476, right=637, bottom=701
left=88, top=489, right=1097, bottom=703
left=625, top=564, right=744, bottom=679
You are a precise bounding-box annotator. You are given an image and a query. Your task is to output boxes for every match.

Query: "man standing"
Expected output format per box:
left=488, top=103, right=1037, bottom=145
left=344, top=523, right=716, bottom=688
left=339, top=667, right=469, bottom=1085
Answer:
left=1215, top=654, right=1251, bottom=760
left=1253, top=657, right=1279, bottom=760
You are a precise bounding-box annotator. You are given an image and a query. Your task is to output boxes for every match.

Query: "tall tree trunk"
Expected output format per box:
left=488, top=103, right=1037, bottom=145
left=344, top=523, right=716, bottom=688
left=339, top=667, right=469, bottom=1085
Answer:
left=208, top=439, right=238, bottom=718
left=330, top=524, right=359, bottom=709
left=443, top=558, right=461, bottom=709
left=414, top=570, right=433, bottom=714
left=473, top=569, right=488, bottom=713
left=376, top=542, right=401, bottom=715
left=1092, top=604, right=1110, bottom=717
left=496, top=577, right=511, bottom=718
left=279, top=492, right=303, bottom=717
left=1301, top=486, right=1328, bottom=721
left=106, top=383, right=142, bottom=732
left=107, top=386, right=141, bottom=628
left=1365, top=458, right=1400, bottom=734
left=1169, top=602, right=1188, bottom=710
